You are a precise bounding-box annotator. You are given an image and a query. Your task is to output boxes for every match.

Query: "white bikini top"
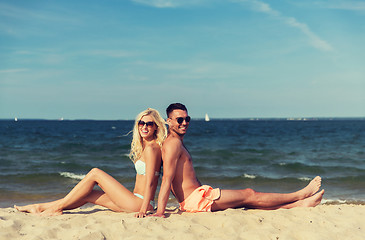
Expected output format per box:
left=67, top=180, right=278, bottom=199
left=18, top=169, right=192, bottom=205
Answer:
left=134, top=160, right=160, bottom=176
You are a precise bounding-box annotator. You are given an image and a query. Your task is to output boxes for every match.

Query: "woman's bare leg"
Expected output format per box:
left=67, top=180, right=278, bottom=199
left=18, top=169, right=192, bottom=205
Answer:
left=15, top=203, right=45, bottom=214
left=15, top=194, right=98, bottom=214
left=15, top=168, right=147, bottom=216
left=15, top=189, right=147, bottom=215
left=63, top=190, right=138, bottom=212
left=212, top=176, right=322, bottom=211
left=42, top=190, right=127, bottom=212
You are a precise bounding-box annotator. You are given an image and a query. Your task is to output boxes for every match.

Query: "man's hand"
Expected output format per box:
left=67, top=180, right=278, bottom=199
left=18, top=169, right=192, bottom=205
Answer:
left=149, top=212, right=166, bottom=218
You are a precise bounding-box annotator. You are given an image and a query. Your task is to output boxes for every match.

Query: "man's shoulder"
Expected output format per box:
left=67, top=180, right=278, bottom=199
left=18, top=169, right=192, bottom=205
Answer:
left=164, top=135, right=182, bottom=144
left=162, top=135, right=183, bottom=150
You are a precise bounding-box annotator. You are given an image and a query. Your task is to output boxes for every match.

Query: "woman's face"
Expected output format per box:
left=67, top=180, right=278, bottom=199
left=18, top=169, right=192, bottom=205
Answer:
left=138, top=115, right=157, bottom=141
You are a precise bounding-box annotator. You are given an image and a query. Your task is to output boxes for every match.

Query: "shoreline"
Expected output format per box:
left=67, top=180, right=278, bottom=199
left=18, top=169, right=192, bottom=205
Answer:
left=1, top=204, right=364, bottom=239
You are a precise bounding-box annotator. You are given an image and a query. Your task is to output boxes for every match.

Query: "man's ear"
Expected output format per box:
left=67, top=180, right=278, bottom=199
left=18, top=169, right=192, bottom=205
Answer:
left=166, top=118, right=171, bottom=125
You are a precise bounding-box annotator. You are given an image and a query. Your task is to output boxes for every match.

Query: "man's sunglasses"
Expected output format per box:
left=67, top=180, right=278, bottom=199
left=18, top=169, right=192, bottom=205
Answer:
left=174, top=116, right=191, bottom=124
left=138, top=120, right=155, bottom=127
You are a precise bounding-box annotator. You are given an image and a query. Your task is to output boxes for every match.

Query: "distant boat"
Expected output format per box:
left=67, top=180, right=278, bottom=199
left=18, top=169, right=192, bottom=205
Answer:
left=205, top=113, right=210, bottom=122
left=14, top=117, right=18, bottom=122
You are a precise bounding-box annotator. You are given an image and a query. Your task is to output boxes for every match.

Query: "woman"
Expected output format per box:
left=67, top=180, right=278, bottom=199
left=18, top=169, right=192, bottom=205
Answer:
left=15, top=108, right=167, bottom=218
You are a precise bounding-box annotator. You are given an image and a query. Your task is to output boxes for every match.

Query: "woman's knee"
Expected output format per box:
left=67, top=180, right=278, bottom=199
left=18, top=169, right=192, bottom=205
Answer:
left=87, top=168, right=105, bottom=179
left=90, top=167, right=104, bottom=174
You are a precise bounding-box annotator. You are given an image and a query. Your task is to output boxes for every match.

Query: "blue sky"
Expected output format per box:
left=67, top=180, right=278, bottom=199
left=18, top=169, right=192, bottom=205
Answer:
left=1, top=0, right=364, bottom=119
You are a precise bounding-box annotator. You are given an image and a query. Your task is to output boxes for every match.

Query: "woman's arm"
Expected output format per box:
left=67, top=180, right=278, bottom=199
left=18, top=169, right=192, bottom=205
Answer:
left=135, top=144, right=161, bottom=218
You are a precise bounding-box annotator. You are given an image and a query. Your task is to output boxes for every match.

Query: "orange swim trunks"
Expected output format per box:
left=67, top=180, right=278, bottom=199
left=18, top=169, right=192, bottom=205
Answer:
left=179, top=185, right=221, bottom=213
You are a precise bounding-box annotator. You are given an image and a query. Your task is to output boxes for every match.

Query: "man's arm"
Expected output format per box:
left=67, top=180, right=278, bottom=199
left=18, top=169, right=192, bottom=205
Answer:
left=154, top=138, right=181, bottom=217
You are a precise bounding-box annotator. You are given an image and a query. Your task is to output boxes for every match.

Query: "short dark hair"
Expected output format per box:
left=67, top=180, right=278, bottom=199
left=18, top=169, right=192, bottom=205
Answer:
left=166, top=103, right=187, bottom=118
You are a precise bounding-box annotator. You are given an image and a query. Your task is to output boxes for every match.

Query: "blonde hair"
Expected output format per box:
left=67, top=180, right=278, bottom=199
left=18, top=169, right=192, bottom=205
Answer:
left=129, top=108, right=167, bottom=163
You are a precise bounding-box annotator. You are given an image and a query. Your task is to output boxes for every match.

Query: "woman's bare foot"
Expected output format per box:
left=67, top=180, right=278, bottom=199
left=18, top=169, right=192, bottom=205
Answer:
left=39, top=205, right=63, bottom=216
left=15, top=203, right=63, bottom=216
left=298, top=176, right=322, bottom=199
left=14, top=204, right=42, bottom=214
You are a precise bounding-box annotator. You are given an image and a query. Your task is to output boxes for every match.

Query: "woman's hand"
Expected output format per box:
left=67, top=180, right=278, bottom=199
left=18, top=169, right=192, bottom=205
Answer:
left=134, top=211, right=147, bottom=218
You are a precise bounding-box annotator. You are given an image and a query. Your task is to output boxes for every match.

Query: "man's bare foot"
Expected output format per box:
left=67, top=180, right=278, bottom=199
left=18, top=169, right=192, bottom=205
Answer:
left=298, top=189, right=324, bottom=207
left=298, top=176, right=322, bottom=199
left=281, top=189, right=324, bottom=209
left=14, top=204, right=42, bottom=214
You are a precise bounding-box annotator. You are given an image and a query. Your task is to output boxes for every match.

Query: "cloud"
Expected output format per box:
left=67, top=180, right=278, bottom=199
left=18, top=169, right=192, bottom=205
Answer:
left=132, top=0, right=177, bottom=8
left=235, top=0, right=333, bottom=52
left=85, top=50, right=136, bottom=58
left=247, top=0, right=280, bottom=16
left=0, top=3, right=80, bottom=24
left=315, top=1, right=365, bottom=11
left=130, top=0, right=333, bottom=52
left=128, top=60, right=254, bottom=84
left=0, top=3, right=81, bottom=38
left=284, top=17, right=333, bottom=51
left=0, top=3, right=41, bottom=19
left=0, top=68, right=28, bottom=74
left=131, top=0, right=210, bottom=8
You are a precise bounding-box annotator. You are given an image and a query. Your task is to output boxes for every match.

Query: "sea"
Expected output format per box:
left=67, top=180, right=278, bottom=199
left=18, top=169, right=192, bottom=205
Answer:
left=1, top=118, right=364, bottom=208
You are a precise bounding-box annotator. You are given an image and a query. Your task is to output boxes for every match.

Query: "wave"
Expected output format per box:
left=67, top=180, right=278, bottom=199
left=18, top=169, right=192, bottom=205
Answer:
left=322, top=199, right=365, bottom=205
left=298, top=177, right=312, bottom=181
left=243, top=174, right=256, bottom=179
left=59, top=172, right=86, bottom=180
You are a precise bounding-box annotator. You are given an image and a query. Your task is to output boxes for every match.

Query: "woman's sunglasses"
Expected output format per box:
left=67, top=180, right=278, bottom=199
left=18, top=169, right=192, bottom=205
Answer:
left=138, top=120, right=155, bottom=127
left=175, top=116, right=191, bottom=124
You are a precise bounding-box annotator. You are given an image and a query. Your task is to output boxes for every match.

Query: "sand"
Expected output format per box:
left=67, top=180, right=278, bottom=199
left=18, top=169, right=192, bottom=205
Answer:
left=1, top=205, right=364, bottom=240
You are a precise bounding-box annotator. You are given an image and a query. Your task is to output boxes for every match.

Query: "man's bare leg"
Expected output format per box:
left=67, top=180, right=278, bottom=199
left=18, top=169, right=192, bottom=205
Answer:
left=212, top=176, right=322, bottom=211
left=250, top=189, right=325, bottom=210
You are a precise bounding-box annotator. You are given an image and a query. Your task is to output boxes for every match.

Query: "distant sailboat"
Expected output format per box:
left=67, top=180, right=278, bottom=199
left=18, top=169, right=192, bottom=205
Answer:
left=14, top=117, right=18, bottom=122
left=205, top=113, right=210, bottom=122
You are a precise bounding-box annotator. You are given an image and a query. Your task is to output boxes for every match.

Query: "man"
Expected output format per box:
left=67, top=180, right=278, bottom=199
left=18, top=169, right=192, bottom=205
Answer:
left=154, top=103, right=324, bottom=217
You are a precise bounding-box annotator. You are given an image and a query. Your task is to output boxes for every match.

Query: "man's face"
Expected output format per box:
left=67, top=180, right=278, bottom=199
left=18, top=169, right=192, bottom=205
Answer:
left=168, top=109, right=190, bottom=136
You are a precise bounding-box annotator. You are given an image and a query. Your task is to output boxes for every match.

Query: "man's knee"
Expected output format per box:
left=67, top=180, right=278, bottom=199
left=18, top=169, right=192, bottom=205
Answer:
left=241, top=188, right=257, bottom=204
left=242, top=188, right=256, bottom=195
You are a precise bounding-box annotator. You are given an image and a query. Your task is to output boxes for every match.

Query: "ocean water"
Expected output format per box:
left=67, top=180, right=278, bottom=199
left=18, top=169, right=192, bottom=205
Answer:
left=0, top=119, right=364, bottom=208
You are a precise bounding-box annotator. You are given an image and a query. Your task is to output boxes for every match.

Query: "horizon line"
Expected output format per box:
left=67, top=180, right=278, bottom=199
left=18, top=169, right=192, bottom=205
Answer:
left=1, top=116, right=365, bottom=121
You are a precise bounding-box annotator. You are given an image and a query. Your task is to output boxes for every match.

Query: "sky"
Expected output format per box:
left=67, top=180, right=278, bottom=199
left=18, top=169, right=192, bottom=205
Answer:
left=0, top=0, right=364, bottom=120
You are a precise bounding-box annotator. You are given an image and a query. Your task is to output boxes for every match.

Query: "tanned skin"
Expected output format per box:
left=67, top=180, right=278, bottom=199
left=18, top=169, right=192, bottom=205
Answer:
left=153, top=105, right=323, bottom=217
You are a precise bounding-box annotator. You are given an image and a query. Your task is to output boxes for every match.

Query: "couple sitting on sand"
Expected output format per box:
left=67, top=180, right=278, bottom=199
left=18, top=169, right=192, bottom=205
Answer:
left=15, top=103, right=324, bottom=218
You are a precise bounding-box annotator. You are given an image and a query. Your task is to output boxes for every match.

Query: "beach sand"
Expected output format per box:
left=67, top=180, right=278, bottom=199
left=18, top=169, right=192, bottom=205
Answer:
left=1, top=205, right=364, bottom=240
